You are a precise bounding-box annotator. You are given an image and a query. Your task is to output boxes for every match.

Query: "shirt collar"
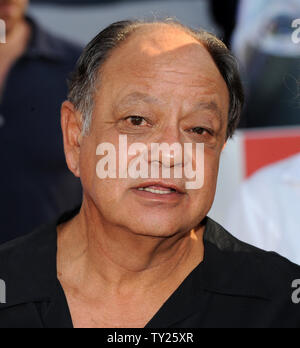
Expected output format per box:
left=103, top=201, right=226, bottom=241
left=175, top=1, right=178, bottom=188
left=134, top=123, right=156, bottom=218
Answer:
left=0, top=208, right=81, bottom=310
left=146, top=218, right=271, bottom=328
left=202, top=218, right=271, bottom=299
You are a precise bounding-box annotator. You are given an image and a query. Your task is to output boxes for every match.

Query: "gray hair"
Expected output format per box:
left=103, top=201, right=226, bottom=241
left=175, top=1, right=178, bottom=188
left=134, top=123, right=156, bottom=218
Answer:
left=68, top=20, right=244, bottom=138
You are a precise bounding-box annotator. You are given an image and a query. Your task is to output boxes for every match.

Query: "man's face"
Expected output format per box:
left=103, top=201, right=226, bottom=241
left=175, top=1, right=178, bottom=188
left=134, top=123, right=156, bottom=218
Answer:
left=0, top=0, right=28, bottom=32
left=78, top=25, right=229, bottom=237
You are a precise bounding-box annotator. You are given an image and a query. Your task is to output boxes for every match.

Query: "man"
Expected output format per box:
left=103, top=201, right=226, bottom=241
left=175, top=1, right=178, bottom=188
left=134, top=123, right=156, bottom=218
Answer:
left=0, top=0, right=82, bottom=243
left=225, top=153, right=300, bottom=266
left=0, top=20, right=299, bottom=328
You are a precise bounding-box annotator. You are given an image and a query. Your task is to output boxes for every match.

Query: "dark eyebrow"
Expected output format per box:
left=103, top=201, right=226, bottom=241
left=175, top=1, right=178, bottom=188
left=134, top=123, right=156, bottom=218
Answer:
left=117, top=94, right=224, bottom=123
left=118, top=92, right=162, bottom=107
left=193, top=101, right=223, bottom=121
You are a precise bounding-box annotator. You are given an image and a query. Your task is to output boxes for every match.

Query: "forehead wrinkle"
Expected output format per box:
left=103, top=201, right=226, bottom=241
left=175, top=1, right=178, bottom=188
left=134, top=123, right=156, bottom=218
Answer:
left=106, top=27, right=219, bottom=78
left=101, top=27, right=226, bottom=92
left=129, top=61, right=223, bottom=88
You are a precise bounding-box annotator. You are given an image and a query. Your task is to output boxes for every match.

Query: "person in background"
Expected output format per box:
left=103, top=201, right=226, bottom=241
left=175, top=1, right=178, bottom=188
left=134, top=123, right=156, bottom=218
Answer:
left=210, top=0, right=240, bottom=48
left=0, top=0, right=82, bottom=243
left=232, top=0, right=300, bottom=128
left=224, top=153, right=300, bottom=266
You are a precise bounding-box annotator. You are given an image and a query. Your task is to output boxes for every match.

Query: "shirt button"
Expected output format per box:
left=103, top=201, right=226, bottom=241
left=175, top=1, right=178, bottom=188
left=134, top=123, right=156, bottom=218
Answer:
left=0, top=114, right=5, bottom=128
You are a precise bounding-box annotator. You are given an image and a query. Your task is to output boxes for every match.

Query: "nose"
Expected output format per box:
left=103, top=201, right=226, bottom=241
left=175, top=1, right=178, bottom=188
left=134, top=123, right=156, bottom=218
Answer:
left=146, top=125, right=187, bottom=169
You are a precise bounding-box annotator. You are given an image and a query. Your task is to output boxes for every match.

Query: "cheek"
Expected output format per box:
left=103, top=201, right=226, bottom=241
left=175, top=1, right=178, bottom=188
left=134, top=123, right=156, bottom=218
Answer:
left=79, top=141, right=129, bottom=203
left=192, top=150, right=221, bottom=203
left=205, top=154, right=220, bottom=184
left=205, top=153, right=221, bottom=194
left=78, top=139, right=103, bottom=198
left=93, top=180, right=126, bottom=205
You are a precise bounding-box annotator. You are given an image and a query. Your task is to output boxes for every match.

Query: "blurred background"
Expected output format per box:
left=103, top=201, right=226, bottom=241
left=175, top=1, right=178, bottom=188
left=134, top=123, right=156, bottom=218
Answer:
left=29, top=0, right=218, bottom=44
left=1, top=0, right=300, bottom=264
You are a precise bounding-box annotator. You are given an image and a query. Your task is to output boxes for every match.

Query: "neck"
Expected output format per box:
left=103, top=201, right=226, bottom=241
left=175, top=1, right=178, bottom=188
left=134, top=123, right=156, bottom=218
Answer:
left=57, top=197, right=205, bottom=297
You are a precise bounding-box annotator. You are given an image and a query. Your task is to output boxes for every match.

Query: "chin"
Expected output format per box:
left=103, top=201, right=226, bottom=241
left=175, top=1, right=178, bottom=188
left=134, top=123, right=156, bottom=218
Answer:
left=129, top=215, right=188, bottom=238
left=135, top=227, right=181, bottom=238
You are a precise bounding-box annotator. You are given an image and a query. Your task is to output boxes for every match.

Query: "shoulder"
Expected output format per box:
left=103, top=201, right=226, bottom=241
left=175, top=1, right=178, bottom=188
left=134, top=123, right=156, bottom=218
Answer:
left=0, top=222, right=55, bottom=263
left=45, top=31, right=83, bottom=61
left=205, top=218, right=300, bottom=301
left=0, top=223, right=58, bottom=308
left=29, top=17, right=83, bottom=65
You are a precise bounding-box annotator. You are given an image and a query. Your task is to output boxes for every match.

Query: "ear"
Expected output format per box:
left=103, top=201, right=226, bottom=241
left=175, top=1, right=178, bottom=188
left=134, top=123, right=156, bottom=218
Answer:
left=61, top=101, right=83, bottom=178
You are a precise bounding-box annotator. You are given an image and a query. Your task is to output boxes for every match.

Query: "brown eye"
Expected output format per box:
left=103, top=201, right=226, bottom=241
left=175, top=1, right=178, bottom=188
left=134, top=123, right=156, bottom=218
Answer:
left=126, top=116, right=147, bottom=126
left=191, top=127, right=209, bottom=135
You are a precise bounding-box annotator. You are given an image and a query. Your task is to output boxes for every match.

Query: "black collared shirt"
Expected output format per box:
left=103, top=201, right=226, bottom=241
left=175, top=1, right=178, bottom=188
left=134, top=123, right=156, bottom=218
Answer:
left=0, top=209, right=300, bottom=328
left=0, top=17, right=82, bottom=243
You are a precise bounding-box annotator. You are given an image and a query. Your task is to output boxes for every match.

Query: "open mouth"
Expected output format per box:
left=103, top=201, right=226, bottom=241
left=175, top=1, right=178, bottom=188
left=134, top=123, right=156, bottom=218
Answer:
left=137, top=186, right=178, bottom=195
left=133, top=182, right=185, bottom=197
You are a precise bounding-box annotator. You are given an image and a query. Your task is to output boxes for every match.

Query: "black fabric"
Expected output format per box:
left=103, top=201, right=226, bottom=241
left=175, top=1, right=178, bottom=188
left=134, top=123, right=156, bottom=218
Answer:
left=0, top=17, right=83, bottom=244
left=0, top=208, right=300, bottom=328
left=210, top=0, right=239, bottom=48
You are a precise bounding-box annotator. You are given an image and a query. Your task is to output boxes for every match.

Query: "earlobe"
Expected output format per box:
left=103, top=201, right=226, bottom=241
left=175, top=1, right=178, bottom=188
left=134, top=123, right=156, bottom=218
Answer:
left=61, top=101, right=82, bottom=178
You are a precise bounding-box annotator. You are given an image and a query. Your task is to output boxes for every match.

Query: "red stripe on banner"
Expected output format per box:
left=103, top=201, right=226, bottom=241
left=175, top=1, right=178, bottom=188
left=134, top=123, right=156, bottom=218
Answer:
left=244, top=128, right=300, bottom=178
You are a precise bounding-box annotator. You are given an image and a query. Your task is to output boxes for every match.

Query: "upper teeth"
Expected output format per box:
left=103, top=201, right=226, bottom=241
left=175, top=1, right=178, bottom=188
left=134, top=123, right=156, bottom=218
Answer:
left=138, top=188, right=174, bottom=195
